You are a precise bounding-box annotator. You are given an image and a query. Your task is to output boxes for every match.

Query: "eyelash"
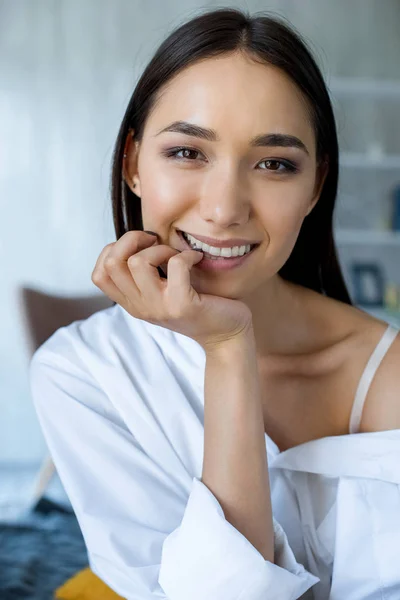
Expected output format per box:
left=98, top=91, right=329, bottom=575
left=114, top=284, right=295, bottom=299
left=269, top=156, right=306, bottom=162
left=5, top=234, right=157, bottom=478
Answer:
left=161, top=146, right=299, bottom=174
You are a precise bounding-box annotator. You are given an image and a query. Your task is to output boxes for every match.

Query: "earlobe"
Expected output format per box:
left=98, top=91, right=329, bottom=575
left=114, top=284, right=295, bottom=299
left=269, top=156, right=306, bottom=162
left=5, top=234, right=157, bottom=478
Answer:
left=132, top=179, right=141, bottom=196
left=123, top=173, right=141, bottom=196
left=122, top=131, right=141, bottom=195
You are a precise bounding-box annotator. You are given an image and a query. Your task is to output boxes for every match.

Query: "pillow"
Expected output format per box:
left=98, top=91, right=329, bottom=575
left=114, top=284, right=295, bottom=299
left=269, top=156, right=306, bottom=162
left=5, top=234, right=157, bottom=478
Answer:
left=55, top=567, right=124, bottom=599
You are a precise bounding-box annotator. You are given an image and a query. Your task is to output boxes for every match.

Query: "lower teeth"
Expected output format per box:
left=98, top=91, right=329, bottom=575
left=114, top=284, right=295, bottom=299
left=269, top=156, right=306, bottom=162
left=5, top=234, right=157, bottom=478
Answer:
left=206, top=255, right=235, bottom=260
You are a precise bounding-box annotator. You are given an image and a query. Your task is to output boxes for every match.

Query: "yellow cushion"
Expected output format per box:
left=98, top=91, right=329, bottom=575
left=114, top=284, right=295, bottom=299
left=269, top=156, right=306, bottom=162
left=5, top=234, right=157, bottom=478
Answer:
left=55, top=567, right=125, bottom=600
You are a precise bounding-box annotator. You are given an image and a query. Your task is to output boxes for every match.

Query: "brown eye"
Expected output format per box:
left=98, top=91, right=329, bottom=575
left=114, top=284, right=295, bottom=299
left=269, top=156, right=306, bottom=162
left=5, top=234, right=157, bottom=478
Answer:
left=258, top=159, right=298, bottom=174
left=163, top=147, right=203, bottom=161
left=264, top=160, right=280, bottom=170
left=180, top=149, right=198, bottom=160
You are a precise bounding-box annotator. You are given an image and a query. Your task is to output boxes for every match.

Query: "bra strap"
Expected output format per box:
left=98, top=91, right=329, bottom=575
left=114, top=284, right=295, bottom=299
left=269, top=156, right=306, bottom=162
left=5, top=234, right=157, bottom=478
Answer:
left=349, top=324, right=399, bottom=434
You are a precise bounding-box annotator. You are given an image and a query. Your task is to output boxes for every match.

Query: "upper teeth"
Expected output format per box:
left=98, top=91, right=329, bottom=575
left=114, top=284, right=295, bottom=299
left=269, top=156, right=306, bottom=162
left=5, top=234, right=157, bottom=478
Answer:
left=182, top=232, right=252, bottom=257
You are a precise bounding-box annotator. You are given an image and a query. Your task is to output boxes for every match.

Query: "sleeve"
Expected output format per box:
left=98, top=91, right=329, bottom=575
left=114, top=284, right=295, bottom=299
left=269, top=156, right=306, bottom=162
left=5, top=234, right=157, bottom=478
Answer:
left=29, top=347, right=320, bottom=600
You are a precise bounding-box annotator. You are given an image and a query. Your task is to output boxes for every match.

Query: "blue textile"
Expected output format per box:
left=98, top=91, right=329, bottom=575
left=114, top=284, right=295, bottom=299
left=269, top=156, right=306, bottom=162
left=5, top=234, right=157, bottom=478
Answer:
left=0, top=507, right=88, bottom=599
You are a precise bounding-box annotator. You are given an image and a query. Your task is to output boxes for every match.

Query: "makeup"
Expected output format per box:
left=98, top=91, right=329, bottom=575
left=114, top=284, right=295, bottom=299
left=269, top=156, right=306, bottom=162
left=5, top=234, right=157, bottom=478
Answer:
left=178, top=230, right=259, bottom=272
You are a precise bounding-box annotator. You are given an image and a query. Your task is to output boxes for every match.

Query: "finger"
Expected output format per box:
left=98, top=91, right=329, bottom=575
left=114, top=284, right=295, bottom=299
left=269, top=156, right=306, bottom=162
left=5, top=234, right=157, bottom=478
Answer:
left=102, top=231, right=159, bottom=301
left=165, top=249, right=204, bottom=310
left=93, top=276, right=126, bottom=305
left=91, top=243, right=126, bottom=304
left=111, top=230, right=160, bottom=267
left=126, top=244, right=181, bottom=302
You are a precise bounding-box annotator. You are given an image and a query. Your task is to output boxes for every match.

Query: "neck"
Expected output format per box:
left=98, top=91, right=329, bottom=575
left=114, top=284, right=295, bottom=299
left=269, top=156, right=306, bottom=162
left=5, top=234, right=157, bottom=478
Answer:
left=242, top=276, right=310, bottom=359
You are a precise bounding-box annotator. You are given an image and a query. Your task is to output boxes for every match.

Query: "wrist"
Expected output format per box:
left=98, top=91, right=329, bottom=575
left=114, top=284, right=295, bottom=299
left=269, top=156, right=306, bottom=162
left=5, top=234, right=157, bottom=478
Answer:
left=204, top=326, right=256, bottom=360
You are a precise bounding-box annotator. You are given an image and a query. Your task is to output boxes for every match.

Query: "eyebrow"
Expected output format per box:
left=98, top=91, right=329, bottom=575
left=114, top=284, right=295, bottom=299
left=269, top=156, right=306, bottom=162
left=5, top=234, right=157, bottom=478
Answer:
left=154, top=120, right=309, bottom=156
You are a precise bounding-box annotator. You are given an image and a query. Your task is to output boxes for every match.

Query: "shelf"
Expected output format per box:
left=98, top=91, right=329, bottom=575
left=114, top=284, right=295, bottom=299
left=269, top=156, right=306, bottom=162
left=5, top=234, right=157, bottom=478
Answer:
left=335, top=229, right=400, bottom=245
left=339, top=152, right=400, bottom=169
left=329, top=76, right=400, bottom=98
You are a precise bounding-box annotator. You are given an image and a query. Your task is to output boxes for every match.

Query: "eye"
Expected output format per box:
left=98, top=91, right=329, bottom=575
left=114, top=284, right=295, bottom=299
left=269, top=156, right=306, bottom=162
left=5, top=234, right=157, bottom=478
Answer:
left=257, top=159, right=298, bottom=174
left=162, top=147, right=299, bottom=174
left=162, top=146, right=203, bottom=161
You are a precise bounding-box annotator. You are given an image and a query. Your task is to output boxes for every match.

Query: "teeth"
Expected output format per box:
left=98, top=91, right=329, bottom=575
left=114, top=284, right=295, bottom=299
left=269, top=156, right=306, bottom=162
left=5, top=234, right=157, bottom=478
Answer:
left=182, top=232, right=251, bottom=257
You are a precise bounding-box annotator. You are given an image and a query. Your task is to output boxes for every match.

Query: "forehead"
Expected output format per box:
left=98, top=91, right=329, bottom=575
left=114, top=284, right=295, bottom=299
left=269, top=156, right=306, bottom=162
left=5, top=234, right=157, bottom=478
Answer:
left=145, top=52, right=315, bottom=151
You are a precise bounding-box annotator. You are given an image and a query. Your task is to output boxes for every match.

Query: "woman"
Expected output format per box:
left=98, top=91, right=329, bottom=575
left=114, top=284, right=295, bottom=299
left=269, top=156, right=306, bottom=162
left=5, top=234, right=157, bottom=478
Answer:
left=30, top=7, right=400, bottom=600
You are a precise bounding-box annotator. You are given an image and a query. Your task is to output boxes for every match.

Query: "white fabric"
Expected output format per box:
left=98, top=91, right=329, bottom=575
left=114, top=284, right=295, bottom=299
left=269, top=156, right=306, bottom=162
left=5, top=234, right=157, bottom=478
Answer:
left=29, top=303, right=400, bottom=599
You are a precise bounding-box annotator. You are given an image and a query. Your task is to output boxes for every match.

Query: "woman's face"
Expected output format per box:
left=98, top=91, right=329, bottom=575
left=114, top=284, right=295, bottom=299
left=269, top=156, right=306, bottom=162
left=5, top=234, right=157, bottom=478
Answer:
left=124, top=51, right=327, bottom=299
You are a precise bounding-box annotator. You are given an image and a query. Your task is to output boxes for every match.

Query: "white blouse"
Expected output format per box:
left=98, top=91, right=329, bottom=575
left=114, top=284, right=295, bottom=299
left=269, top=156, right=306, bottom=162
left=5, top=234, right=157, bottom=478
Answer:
left=29, top=303, right=400, bottom=600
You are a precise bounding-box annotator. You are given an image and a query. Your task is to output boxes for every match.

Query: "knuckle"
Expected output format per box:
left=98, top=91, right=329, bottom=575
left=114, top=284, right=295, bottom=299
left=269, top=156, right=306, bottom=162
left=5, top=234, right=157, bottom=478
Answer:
left=104, top=255, right=119, bottom=271
left=123, top=230, right=142, bottom=243
left=127, top=254, right=143, bottom=268
left=91, top=270, right=104, bottom=285
left=101, top=243, right=115, bottom=257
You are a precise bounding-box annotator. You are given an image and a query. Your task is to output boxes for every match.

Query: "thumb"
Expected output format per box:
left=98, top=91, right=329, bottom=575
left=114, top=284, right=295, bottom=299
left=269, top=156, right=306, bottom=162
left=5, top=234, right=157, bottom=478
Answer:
left=185, top=249, right=203, bottom=263
left=165, top=249, right=203, bottom=296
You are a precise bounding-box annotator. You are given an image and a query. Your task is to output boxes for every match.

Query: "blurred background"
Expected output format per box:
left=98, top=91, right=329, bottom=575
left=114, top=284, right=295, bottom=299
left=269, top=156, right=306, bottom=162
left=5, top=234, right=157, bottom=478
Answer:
left=1, top=0, right=400, bottom=595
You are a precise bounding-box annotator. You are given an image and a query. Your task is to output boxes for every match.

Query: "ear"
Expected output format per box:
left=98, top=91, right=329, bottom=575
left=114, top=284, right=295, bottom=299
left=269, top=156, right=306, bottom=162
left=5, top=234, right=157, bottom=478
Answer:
left=122, top=129, right=142, bottom=197
left=306, top=157, right=329, bottom=216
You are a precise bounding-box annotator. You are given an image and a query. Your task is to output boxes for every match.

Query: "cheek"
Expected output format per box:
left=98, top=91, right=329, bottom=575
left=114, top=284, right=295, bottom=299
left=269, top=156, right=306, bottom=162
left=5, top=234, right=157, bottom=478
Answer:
left=254, top=181, right=313, bottom=268
left=257, top=205, right=306, bottom=273
left=257, top=185, right=311, bottom=239
left=139, top=162, right=193, bottom=224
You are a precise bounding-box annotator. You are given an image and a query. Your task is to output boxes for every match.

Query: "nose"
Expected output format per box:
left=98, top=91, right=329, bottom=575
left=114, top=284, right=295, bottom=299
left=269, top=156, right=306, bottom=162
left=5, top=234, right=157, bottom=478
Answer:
left=199, top=169, right=250, bottom=228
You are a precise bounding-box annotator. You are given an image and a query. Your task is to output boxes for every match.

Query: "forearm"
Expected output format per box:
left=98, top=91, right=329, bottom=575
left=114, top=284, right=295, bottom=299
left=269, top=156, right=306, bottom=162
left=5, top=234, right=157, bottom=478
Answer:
left=201, top=329, right=274, bottom=563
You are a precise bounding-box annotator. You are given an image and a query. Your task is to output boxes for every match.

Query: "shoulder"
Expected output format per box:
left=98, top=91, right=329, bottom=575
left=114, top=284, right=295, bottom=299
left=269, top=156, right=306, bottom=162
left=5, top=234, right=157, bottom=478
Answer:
left=29, top=301, right=201, bottom=402
left=307, top=290, right=400, bottom=434
left=28, top=303, right=175, bottom=429
left=29, top=304, right=206, bottom=462
left=30, top=302, right=159, bottom=369
left=357, top=323, right=400, bottom=433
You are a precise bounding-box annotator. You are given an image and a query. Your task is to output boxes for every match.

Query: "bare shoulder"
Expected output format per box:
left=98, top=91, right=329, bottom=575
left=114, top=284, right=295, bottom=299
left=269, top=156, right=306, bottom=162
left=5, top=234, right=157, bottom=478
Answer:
left=355, top=319, right=400, bottom=433
left=311, top=289, right=400, bottom=433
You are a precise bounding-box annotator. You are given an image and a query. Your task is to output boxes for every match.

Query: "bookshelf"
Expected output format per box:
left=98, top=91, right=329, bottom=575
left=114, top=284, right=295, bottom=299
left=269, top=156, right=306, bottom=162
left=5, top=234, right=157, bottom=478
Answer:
left=330, top=74, right=400, bottom=244
left=328, top=77, right=400, bottom=320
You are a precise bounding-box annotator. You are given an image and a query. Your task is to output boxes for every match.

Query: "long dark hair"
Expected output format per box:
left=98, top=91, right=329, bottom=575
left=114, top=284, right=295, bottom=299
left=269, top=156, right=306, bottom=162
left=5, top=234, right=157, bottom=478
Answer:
left=110, top=7, right=352, bottom=305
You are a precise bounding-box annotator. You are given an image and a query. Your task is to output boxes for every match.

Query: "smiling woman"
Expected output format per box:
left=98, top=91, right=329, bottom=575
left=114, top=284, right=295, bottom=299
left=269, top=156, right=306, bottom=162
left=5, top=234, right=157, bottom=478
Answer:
left=115, top=9, right=343, bottom=305
left=30, top=7, right=400, bottom=600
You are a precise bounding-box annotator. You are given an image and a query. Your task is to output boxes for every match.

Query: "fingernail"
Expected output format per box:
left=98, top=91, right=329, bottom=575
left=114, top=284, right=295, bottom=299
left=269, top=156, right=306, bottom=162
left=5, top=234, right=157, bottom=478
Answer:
left=143, top=230, right=158, bottom=237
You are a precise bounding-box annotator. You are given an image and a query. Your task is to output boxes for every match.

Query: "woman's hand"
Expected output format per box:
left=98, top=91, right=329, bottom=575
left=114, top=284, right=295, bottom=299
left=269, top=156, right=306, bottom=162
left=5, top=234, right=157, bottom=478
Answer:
left=91, top=230, right=254, bottom=352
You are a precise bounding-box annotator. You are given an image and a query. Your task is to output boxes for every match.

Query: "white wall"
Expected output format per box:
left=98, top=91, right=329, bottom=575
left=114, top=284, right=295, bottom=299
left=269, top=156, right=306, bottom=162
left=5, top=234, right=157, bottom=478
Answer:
left=1, top=0, right=399, bottom=463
